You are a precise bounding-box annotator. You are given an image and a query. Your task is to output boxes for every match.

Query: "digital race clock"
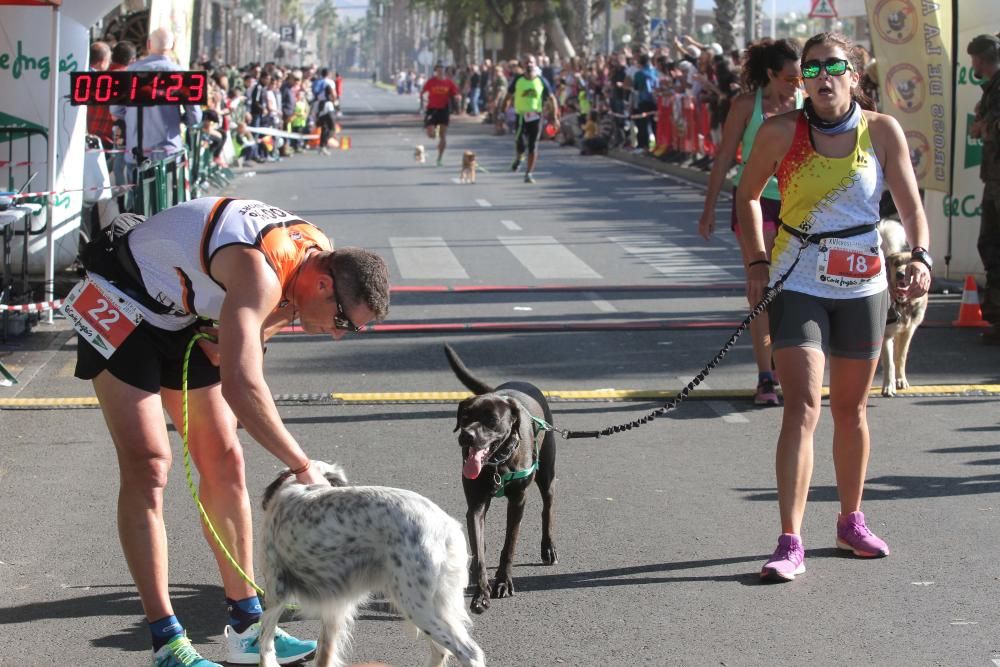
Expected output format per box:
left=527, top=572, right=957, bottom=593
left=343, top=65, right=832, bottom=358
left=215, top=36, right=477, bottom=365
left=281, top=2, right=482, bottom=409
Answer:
left=69, top=70, right=207, bottom=106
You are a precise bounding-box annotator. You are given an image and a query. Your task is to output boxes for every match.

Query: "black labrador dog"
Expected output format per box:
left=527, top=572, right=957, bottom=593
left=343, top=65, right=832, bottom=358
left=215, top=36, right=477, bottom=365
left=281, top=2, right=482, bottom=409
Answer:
left=444, top=344, right=557, bottom=614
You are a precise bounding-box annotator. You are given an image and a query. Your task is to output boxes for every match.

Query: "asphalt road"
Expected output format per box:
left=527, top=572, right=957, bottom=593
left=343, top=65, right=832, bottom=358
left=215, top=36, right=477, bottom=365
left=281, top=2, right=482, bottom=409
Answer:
left=1, top=82, right=999, bottom=667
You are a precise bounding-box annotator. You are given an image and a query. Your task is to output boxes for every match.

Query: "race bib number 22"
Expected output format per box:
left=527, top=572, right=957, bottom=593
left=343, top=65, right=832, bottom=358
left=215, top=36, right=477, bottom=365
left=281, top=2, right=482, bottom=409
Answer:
left=62, top=278, right=143, bottom=359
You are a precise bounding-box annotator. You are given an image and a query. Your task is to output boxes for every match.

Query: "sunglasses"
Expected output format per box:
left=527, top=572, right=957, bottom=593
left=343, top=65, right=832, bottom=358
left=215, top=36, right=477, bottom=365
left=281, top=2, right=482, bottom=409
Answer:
left=780, top=74, right=803, bottom=84
left=801, top=58, right=852, bottom=79
left=332, top=282, right=361, bottom=332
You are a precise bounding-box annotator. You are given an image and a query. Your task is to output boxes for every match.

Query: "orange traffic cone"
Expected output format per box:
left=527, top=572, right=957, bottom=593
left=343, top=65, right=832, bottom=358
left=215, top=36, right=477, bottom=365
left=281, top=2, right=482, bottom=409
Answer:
left=335, top=122, right=343, bottom=133
left=954, top=275, right=991, bottom=327
left=340, top=136, right=351, bottom=150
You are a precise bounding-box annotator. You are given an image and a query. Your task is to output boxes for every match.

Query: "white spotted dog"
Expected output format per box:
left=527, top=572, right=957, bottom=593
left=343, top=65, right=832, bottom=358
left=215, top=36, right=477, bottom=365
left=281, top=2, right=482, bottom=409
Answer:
left=878, top=218, right=928, bottom=397
left=258, top=461, right=486, bottom=667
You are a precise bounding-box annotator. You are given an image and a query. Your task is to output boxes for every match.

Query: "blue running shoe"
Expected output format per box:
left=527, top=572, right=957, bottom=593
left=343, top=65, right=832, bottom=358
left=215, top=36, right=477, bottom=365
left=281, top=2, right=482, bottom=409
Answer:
left=152, top=634, right=221, bottom=667
left=225, top=623, right=317, bottom=665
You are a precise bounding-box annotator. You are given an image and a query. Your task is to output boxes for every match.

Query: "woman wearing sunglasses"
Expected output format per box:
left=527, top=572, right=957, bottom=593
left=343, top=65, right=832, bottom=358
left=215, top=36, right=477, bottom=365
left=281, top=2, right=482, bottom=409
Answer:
left=735, top=33, right=931, bottom=582
left=698, top=38, right=804, bottom=407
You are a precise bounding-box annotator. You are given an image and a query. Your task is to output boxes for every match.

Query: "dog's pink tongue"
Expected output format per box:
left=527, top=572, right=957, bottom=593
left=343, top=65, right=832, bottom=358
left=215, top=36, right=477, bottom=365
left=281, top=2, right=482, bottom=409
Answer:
left=463, top=448, right=488, bottom=479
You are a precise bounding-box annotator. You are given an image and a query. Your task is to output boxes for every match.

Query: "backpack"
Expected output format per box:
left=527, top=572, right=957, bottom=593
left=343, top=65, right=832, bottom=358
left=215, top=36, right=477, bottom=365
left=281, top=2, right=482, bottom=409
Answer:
left=80, top=212, right=172, bottom=314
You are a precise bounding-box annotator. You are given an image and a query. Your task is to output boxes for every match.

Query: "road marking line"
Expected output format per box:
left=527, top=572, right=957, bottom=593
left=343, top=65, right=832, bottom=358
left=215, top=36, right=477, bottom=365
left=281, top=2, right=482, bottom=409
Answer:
left=584, top=292, right=617, bottom=312
left=500, top=219, right=522, bottom=231
left=610, top=234, right=741, bottom=282
left=451, top=177, right=461, bottom=184
left=499, top=235, right=601, bottom=279
left=475, top=199, right=492, bottom=208
left=714, top=401, right=748, bottom=423
left=390, top=237, right=469, bottom=279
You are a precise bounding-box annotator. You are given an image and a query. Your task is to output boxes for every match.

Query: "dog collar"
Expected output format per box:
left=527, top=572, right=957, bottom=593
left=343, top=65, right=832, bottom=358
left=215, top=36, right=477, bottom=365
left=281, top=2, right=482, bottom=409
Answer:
left=492, top=410, right=549, bottom=498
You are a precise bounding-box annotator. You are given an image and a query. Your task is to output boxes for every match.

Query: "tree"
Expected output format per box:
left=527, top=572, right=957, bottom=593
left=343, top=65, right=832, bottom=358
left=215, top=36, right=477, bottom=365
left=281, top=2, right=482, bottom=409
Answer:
left=714, top=0, right=737, bottom=52
left=629, top=0, right=653, bottom=51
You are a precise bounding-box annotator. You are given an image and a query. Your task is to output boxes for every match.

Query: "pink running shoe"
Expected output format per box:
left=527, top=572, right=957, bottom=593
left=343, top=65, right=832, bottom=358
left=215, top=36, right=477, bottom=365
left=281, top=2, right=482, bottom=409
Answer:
left=754, top=377, right=780, bottom=406
left=836, top=511, right=890, bottom=557
left=760, top=533, right=805, bottom=582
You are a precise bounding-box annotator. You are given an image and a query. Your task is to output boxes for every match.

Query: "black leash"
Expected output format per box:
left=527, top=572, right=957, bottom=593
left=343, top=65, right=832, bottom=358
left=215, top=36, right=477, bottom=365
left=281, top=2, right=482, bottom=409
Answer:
left=554, top=242, right=810, bottom=440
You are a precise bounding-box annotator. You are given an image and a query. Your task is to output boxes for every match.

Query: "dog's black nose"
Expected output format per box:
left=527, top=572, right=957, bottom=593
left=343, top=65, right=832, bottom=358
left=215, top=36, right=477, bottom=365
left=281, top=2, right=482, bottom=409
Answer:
left=458, top=430, right=475, bottom=447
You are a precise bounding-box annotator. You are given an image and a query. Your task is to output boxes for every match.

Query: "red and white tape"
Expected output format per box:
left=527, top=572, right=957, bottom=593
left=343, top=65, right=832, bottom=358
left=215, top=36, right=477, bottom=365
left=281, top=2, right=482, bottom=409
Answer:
left=0, top=298, right=63, bottom=313
left=7, top=183, right=136, bottom=200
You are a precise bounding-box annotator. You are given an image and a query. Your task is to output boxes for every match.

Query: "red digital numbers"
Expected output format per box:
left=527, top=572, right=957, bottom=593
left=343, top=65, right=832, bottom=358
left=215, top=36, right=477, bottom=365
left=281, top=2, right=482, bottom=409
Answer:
left=70, top=71, right=208, bottom=106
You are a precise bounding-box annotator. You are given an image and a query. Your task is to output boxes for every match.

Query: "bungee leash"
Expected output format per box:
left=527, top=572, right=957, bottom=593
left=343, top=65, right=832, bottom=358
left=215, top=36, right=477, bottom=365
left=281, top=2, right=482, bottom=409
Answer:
left=181, top=332, right=267, bottom=599
left=534, top=241, right=813, bottom=440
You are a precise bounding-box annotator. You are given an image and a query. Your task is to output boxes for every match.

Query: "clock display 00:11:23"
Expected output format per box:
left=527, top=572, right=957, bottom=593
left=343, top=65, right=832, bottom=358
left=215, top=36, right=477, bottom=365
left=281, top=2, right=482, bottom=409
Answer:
left=69, top=71, right=207, bottom=106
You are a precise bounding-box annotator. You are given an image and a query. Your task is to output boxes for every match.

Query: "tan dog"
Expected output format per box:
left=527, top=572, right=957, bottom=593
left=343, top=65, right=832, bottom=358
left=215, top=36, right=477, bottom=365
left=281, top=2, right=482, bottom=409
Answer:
left=878, top=219, right=928, bottom=397
left=414, top=144, right=426, bottom=163
left=459, top=150, right=477, bottom=184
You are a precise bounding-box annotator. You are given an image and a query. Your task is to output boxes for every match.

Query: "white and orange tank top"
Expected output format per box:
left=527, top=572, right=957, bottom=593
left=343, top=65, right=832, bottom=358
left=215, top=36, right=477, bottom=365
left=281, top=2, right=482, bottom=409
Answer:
left=90, top=197, right=331, bottom=330
left=770, top=111, right=887, bottom=298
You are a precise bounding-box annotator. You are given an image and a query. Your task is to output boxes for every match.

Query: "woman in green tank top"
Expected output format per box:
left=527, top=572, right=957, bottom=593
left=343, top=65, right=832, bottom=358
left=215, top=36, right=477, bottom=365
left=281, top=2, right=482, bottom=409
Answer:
left=696, top=39, right=804, bottom=406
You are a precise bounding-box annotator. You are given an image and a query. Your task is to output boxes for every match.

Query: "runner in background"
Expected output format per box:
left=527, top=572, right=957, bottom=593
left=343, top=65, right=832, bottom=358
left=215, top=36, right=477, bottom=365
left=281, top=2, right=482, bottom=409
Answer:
left=697, top=39, right=804, bottom=406
left=420, top=63, right=462, bottom=166
left=504, top=55, right=560, bottom=184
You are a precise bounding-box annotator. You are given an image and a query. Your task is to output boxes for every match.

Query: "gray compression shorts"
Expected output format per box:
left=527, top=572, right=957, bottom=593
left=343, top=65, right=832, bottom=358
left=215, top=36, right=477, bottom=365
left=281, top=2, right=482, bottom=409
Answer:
left=768, top=289, right=889, bottom=360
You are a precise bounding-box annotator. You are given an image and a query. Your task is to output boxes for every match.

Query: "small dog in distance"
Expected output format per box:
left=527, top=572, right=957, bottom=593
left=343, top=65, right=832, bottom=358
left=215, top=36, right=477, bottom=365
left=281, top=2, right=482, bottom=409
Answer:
left=878, top=218, right=928, bottom=397
left=459, top=151, right=478, bottom=184
left=414, top=144, right=426, bottom=163
left=258, top=461, right=486, bottom=667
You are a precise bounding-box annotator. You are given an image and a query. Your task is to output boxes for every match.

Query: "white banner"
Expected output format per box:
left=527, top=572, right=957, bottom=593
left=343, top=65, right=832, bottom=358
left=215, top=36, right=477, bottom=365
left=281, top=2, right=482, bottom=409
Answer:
left=925, top=2, right=1000, bottom=280
left=0, top=5, right=90, bottom=275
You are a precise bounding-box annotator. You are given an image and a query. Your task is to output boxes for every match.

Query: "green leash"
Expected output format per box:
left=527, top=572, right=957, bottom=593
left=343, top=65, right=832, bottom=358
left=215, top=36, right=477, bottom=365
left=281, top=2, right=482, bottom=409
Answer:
left=181, top=332, right=266, bottom=598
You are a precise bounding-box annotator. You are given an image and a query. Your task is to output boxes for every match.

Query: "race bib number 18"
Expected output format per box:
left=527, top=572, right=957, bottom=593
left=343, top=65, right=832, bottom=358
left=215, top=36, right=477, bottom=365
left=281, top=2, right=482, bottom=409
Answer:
left=816, top=238, right=882, bottom=288
left=62, top=278, right=143, bottom=359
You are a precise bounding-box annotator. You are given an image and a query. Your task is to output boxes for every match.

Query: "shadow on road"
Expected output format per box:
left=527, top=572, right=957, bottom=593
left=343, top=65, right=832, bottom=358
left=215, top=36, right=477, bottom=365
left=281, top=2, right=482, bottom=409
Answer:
left=0, top=583, right=223, bottom=653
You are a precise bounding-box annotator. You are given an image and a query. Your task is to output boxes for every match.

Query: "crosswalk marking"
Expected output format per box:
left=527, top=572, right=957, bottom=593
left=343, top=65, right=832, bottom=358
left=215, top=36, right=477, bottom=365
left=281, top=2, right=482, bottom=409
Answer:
left=584, top=292, right=617, bottom=312
left=390, top=237, right=469, bottom=279
left=475, top=199, right=492, bottom=208
left=500, top=219, right=522, bottom=231
left=609, top=234, right=741, bottom=283
left=499, top=236, right=601, bottom=279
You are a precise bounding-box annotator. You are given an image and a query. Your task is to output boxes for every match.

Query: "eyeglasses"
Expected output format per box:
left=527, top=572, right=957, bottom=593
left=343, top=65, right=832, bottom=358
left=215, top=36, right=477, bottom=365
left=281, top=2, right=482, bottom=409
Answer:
left=332, top=282, right=361, bottom=332
left=780, top=74, right=803, bottom=84
left=801, top=58, right=852, bottom=79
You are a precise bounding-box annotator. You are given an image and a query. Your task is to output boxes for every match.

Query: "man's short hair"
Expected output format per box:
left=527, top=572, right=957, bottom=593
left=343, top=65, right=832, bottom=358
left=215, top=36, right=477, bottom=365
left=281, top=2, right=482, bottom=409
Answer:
left=111, top=40, right=136, bottom=67
left=90, top=41, right=111, bottom=66
left=968, top=34, right=1000, bottom=63
left=324, top=248, right=391, bottom=320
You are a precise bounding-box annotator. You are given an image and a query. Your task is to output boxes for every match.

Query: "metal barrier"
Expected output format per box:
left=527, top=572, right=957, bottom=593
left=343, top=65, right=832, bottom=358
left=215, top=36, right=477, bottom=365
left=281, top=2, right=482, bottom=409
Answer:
left=132, top=151, right=191, bottom=217
left=0, top=125, right=48, bottom=339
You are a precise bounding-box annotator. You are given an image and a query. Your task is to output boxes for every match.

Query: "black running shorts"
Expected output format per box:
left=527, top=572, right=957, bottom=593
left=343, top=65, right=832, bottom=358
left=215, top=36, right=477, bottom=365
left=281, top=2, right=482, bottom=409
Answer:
left=424, top=108, right=450, bottom=128
left=74, top=319, right=220, bottom=393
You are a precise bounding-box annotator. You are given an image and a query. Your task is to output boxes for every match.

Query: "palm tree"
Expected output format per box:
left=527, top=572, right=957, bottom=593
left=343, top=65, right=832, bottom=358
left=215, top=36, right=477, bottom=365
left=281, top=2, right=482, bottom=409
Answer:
left=714, top=0, right=737, bottom=52
left=311, top=0, right=338, bottom=67
left=629, top=0, right=653, bottom=51
left=577, top=0, right=594, bottom=57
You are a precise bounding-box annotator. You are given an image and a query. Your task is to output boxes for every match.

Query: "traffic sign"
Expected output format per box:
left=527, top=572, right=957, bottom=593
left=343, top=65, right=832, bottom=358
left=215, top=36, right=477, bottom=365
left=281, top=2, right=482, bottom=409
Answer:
left=280, top=24, right=296, bottom=42
left=809, top=0, right=837, bottom=19
left=650, top=18, right=670, bottom=47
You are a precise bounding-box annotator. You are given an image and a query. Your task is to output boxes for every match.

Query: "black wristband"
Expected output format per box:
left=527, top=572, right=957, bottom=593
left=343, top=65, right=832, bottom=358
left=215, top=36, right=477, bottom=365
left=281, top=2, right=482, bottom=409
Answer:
left=747, top=259, right=771, bottom=268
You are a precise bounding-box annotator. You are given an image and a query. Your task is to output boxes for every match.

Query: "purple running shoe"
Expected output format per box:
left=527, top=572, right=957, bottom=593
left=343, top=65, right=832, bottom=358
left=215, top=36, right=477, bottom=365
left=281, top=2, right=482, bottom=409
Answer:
left=836, top=511, right=890, bottom=557
left=760, top=533, right=805, bottom=582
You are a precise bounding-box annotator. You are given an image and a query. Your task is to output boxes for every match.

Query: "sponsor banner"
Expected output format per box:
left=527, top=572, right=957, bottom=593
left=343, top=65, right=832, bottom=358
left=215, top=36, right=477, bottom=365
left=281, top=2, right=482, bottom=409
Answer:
left=925, top=3, right=1000, bottom=279
left=0, top=5, right=88, bottom=275
left=867, top=0, right=953, bottom=193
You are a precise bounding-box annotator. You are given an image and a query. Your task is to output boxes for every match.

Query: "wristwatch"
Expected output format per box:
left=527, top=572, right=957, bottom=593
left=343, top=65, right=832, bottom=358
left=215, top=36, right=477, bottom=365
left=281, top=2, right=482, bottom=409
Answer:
left=911, top=246, right=933, bottom=270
